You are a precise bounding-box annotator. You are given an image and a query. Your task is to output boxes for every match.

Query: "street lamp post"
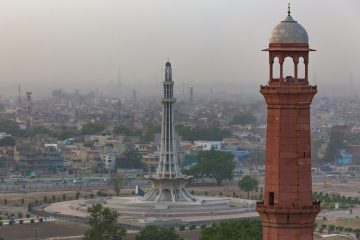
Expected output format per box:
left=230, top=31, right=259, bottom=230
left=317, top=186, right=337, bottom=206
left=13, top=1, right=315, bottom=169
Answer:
left=34, top=228, right=38, bottom=240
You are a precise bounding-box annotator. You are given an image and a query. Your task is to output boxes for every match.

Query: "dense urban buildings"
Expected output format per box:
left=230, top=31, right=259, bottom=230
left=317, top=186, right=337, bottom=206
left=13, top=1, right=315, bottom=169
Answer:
left=0, top=2, right=358, bottom=240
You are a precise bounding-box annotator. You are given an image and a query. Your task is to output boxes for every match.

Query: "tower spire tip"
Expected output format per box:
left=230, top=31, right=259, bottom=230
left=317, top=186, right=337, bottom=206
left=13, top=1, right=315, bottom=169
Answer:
left=288, top=2, right=291, bottom=16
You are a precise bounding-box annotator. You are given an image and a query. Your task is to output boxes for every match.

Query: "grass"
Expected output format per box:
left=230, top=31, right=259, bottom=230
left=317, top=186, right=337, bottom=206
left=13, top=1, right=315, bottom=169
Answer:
left=334, top=217, right=360, bottom=229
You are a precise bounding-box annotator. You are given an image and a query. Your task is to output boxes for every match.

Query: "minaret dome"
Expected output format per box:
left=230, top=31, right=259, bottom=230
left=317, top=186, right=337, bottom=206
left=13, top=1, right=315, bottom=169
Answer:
left=269, top=4, right=309, bottom=44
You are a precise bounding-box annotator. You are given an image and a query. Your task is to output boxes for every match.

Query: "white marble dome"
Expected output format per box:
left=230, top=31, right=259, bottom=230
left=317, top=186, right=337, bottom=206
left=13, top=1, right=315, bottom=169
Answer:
left=269, top=15, right=308, bottom=44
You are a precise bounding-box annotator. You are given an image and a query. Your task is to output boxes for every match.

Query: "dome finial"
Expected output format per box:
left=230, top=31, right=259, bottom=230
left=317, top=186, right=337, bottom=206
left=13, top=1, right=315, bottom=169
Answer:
left=288, top=2, right=291, bottom=16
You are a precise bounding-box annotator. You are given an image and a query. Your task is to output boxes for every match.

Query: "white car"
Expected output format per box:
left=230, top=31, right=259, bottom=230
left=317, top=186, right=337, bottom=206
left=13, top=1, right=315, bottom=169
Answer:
left=73, top=178, right=81, bottom=183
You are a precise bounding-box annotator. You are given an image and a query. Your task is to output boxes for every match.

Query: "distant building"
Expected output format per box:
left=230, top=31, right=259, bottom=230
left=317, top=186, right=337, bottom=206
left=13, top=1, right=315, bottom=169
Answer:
left=337, top=149, right=352, bottom=165
left=19, top=146, right=64, bottom=175
left=141, top=153, right=159, bottom=174
left=194, top=141, right=221, bottom=151
left=100, top=153, right=116, bottom=171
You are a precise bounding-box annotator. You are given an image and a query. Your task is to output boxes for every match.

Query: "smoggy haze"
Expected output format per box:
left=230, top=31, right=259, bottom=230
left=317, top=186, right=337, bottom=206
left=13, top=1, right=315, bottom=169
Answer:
left=0, top=0, right=359, bottom=97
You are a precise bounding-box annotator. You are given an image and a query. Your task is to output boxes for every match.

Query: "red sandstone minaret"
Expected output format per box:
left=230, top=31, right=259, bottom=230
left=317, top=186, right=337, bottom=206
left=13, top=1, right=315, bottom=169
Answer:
left=256, top=5, right=320, bottom=240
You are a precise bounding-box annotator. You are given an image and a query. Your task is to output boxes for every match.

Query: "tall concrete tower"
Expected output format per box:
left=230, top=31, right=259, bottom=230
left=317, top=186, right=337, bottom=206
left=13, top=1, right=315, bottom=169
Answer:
left=26, top=91, right=32, bottom=129
left=189, top=86, right=194, bottom=103
left=256, top=5, right=320, bottom=240
left=18, top=84, right=21, bottom=104
left=144, top=61, right=195, bottom=202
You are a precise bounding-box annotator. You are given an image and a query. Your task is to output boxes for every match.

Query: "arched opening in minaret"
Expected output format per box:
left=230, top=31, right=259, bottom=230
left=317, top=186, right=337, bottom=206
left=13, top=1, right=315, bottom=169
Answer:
left=283, top=57, right=294, bottom=80
left=273, top=57, right=280, bottom=79
left=298, top=57, right=305, bottom=79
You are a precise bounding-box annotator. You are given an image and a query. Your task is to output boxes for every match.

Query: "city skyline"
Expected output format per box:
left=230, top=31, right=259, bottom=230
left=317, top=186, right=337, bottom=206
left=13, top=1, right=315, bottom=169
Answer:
left=0, top=0, right=359, bottom=97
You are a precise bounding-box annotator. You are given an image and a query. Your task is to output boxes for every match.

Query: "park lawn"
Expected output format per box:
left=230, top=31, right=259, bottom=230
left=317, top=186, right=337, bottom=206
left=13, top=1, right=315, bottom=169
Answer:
left=334, top=217, right=360, bottom=229
left=316, top=217, right=360, bottom=229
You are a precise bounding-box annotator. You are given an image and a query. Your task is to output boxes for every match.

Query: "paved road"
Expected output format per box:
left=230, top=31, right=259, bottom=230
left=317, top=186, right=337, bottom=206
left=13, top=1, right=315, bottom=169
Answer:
left=0, top=178, right=150, bottom=193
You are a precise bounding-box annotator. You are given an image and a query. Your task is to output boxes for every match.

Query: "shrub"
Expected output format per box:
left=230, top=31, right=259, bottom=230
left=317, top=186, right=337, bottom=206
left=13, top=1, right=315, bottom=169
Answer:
left=219, top=192, right=223, bottom=196
left=179, top=225, right=185, bottom=231
left=19, top=219, right=23, bottom=224
left=30, top=219, right=35, bottom=223
left=39, top=218, right=43, bottom=223
left=328, top=225, right=335, bottom=232
left=89, top=193, right=95, bottom=198
left=44, top=196, right=48, bottom=203
left=320, top=224, right=327, bottom=232
left=337, top=226, right=344, bottom=231
left=62, top=194, right=66, bottom=201
left=18, top=212, right=23, bottom=218
left=26, top=213, right=30, bottom=218
left=3, top=199, right=7, bottom=205
left=201, top=225, right=207, bottom=229
left=0, top=221, right=3, bottom=226
left=52, top=195, right=56, bottom=202
left=345, top=227, right=353, bottom=232
left=355, top=229, right=360, bottom=238
left=76, top=191, right=81, bottom=199
left=20, top=199, right=24, bottom=205
left=205, top=191, right=208, bottom=196
left=189, top=225, right=196, bottom=230
left=313, top=223, right=318, bottom=229
left=8, top=220, right=14, bottom=225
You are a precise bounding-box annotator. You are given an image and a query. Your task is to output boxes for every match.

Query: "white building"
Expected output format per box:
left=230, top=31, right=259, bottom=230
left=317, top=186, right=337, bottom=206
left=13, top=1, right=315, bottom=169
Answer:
left=100, top=153, right=116, bottom=171
left=0, top=132, right=10, bottom=140
left=194, top=141, right=221, bottom=151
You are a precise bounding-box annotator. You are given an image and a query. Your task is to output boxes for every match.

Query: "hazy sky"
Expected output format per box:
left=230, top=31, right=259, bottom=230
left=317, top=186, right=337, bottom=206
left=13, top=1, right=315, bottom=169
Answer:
left=0, top=0, right=359, bottom=97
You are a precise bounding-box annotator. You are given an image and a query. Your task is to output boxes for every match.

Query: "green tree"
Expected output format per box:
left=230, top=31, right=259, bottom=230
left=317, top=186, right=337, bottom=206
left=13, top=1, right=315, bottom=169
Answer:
left=81, top=123, right=104, bottom=135
left=238, top=175, right=259, bottom=199
left=141, top=125, right=161, bottom=142
left=323, top=127, right=346, bottom=163
left=175, top=125, right=231, bottom=141
left=188, top=149, right=235, bottom=185
left=250, top=148, right=265, bottom=170
left=117, top=149, right=143, bottom=169
left=114, top=125, right=141, bottom=136
left=55, top=128, right=79, bottom=140
left=83, top=204, right=126, bottom=240
left=135, top=225, right=181, bottom=240
left=355, top=229, right=360, bottom=240
left=0, top=120, right=23, bottom=137
left=311, top=139, right=324, bottom=164
left=0, top=136, right=16, bottom=146
left=200, top=219, right=262, bottom=240
left=231, top=112, right=256, bottom=126
left=31, top=126, right=53, bottom=136
left=110, top=173, right=124, bottom=196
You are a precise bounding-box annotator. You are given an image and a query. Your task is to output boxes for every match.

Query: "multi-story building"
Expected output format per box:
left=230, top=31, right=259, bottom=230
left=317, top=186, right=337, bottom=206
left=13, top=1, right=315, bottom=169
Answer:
left=19, top=145, right=64, bottom=175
